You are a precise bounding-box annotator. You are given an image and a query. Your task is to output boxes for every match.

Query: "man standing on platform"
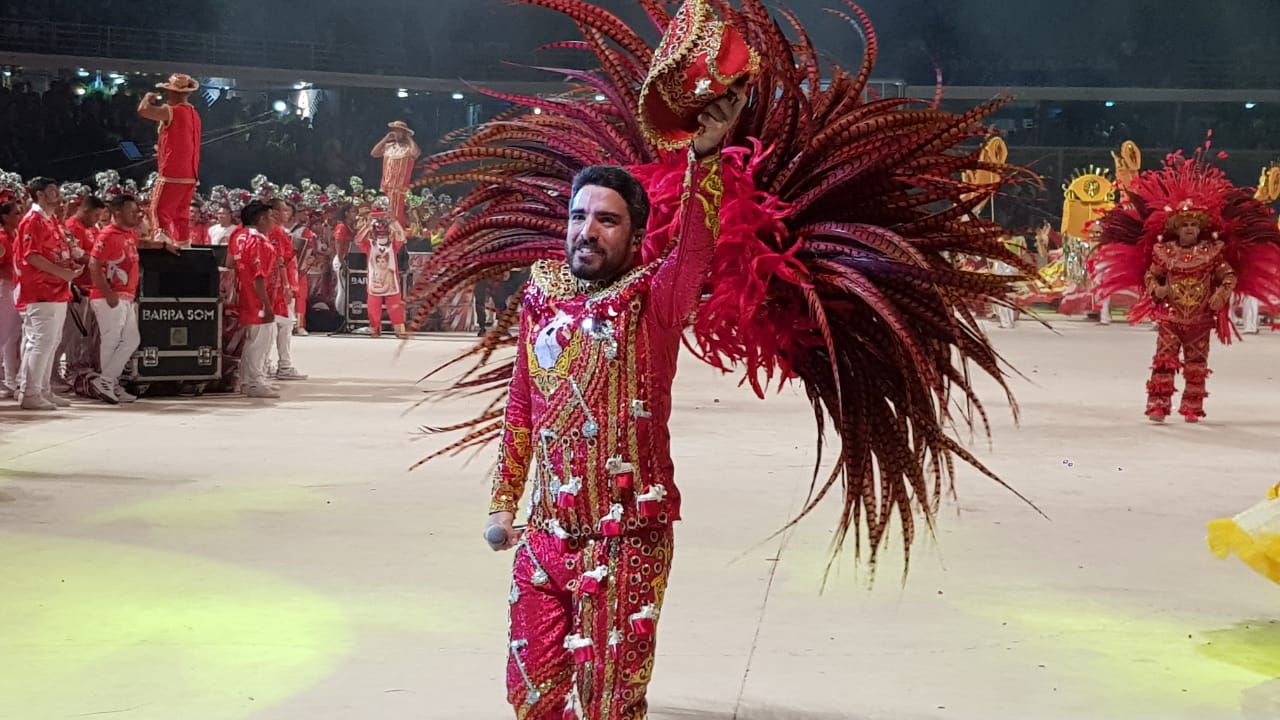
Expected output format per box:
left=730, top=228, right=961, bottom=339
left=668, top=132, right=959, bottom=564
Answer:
left=87, top=194, right=143, bottom=405
left=137, top=73, right=202, bottom=248
left=371, top=121, right=419, bottom=227
left=15, top=178, right=80, bottom=410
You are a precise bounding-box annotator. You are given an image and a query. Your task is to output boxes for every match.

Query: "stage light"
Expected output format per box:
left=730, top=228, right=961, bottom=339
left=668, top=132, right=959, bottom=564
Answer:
left=1104, top=101, right=1115, bottom=108
left=112, top=77, right=126, bottom=86
left=73, top=86, right=86, bottom=96
left=451, top=92, right=465, bottom=100
left=594, top=94, right=606, bottom=102
left=272, top=100, right=288, bottom=114
left=1245, top=102, right=1257, bottom=110
left=533, top=107, right=543, bottom=115
left=76, top=68, right=89, bottom=77
left=1, top=70, right=10, bottom=78
left=108, top=72, right=122, bottom=79
left=293, top=81, right=310, bottom=90
left=396, top=88, right=409, bottom=98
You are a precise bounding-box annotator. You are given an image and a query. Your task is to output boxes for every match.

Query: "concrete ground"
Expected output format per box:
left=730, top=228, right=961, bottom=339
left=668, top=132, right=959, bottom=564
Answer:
left=1, top=320, right=1277, bottom=720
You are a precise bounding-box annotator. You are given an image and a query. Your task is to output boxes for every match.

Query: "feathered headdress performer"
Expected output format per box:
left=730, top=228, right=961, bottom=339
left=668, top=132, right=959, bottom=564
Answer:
left=1092, top=144, right=1280, bottom=422
left=409, top=0, right=1032, bottom=573
left=1093, top=146, right=1280, bottom=342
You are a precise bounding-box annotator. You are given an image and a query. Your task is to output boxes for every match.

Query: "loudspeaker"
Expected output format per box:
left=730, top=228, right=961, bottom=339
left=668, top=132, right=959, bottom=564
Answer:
left=138, top=248, right=219, bottom=298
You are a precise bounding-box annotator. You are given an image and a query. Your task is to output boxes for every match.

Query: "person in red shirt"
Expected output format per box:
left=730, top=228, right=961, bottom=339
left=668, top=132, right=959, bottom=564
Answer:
left=287, top=210, right=318, bottom=335
left=15, top=178, right=82, bottom=410
left=87, top=194, right=143, bottom=405
left=266, top=199, right=307, bottom=380
left=61, top=194, right=105, bottom=388
left=188, top=199, right=209, bottom=247
left=234, top=201, right=279, bottom=399
left=137, top=73, right=202, bottom=248
left=0, top=198, right=22, bottom=398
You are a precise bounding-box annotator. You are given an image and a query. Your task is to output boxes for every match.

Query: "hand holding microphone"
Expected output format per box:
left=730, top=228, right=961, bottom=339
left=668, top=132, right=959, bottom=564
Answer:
left=484, top=511, right=522, bottom=551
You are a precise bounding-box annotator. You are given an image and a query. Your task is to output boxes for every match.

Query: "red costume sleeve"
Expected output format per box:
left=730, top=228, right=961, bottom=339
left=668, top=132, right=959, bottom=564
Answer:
left=489, top=305, right=534, bottom=515
left=1144, top=245, right=1169, bottom=296
left=649, top=148, right=723, bottom=328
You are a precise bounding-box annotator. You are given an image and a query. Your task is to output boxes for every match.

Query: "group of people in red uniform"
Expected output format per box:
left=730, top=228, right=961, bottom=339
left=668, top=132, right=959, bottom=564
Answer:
left=0, top=176, right=144, bottom=409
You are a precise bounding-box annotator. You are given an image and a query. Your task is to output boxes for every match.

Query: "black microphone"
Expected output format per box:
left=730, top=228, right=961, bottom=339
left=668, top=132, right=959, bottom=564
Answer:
left=485, top=525, right=509, bottom=550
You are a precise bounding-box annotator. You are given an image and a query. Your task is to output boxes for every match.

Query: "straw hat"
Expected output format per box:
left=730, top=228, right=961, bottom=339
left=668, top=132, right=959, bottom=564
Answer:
left=388, top=121, right=415, bottom=136
left=155, top=73, right=199, bottom=94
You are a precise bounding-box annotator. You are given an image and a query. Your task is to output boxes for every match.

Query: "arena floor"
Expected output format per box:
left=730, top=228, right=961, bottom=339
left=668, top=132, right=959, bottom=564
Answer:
left=1, top=319, right=1277, bottom=720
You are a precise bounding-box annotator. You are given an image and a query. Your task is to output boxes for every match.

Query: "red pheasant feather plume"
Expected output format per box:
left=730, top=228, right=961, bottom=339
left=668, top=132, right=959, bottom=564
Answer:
left=409, top=0, right=1035, bottom=577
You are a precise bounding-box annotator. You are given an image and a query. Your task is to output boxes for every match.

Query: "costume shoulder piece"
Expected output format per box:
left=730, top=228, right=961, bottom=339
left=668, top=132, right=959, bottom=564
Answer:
left=408, top=0, right=1036, bottom=577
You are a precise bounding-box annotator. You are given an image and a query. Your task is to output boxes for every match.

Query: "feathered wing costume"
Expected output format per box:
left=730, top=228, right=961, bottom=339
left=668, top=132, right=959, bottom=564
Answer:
left=409, top=0, right=1032, bottom=572
left=1092, top=147, right=1280, bottom=421
left=1092, top=149, right=1280, bottom=342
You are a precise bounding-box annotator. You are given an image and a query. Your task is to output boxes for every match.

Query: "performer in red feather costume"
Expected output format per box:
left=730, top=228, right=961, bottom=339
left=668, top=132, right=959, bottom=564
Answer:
left=409, top=1, right=1029, bottom=717
left=1092, top=146, right=1280, bottom=423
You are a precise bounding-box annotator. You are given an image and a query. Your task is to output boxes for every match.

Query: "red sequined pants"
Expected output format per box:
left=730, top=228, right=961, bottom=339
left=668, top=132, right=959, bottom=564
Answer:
left=506, top=527, right=674, bottom=720
left=1146, top=321, right=1212, bottom=420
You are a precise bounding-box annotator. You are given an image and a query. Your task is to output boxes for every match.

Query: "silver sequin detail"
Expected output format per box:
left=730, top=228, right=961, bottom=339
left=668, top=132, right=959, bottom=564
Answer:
left=509, top=639, right=540, bottom=705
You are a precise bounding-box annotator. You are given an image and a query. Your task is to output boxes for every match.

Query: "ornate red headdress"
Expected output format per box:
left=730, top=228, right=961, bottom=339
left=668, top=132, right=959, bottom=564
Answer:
left=1093, top=146, right=1280, bottom=341
left=638, top=0, right=761, bottom=150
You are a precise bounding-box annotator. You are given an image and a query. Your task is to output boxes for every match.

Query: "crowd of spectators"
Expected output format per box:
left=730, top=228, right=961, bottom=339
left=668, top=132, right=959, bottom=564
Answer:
left=0, top=75, right=491, bottom=189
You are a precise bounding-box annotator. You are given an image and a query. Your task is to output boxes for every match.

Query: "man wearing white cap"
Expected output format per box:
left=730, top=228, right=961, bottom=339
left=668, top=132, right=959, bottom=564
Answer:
left=137, top=73, right=203, bottom=248
left=371, top=120, right=419, bottom=227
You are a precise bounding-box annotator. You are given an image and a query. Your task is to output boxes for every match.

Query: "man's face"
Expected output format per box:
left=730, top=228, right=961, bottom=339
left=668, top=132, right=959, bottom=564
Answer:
left=114, top=201, right=142, bottom=229
left=391, top=130, right=408, bottom=144
left=1, top=205, right=20, bottom=228
left=272, top=204, right=293, bottom=226
left=1177, top=220, right=1202, bottom=246
left=566, top=185, right=639, bottom=282
left=38, top=188, right=64, bottom=216
left=217, top=209, right=233, bottom=226
left=1088, top=224, right=1103, bottom=242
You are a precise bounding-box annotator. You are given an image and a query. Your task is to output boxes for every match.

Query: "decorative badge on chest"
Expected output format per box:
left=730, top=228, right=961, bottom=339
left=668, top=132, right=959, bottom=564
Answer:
left=581, top=315, right=618, bottom=361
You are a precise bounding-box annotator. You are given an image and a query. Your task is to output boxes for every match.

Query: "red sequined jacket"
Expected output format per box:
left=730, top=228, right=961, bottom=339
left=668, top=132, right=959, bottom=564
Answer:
left=1144, top=240, right=1237, bottom=327
left=489, top=149, right=723, bottom=540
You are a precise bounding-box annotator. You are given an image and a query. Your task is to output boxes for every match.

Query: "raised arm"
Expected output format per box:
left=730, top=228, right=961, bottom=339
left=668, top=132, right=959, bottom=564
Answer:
left=648, top=82, right=747, bottom=328
left=136, top=93, right=171, bottom=125
left=649, top=149, right=723, bottom=328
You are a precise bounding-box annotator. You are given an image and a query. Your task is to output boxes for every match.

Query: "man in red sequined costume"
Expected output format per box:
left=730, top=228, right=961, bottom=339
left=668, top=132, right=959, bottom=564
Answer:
left=1143, top=205, right=1237, bottom=423
left=484, top=86, right=745, bottom=719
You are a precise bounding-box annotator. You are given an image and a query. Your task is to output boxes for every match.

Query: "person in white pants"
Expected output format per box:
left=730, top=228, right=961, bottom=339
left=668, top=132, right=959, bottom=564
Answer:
left=14, top=178, right=80, bottom=411
left=0, top=198, right=24, bottom=397
left=234, top=201, right=280, bottom=398
left=87, top=194, right=144, bottom=404
left=266, top=199, right=307, bottom=381
left=1239, top=295, right=1261, bottom=334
